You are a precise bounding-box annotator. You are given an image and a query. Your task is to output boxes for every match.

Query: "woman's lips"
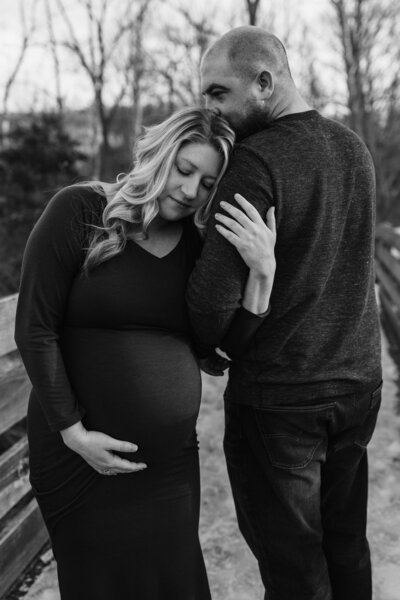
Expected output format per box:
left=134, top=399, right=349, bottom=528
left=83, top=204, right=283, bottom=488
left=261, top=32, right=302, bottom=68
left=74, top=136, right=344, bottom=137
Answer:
left=170, top=197, right=190, bottom=208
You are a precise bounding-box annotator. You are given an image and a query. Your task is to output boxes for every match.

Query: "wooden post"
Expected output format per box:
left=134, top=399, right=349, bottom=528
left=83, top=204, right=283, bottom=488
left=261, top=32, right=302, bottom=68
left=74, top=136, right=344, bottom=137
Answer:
left=0, top=294, right=49, bottom=599
left=375, top=224, right=400, bottom=345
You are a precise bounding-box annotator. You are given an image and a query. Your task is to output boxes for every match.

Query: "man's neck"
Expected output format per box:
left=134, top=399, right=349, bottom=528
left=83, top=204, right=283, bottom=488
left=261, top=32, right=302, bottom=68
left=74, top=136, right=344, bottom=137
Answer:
left=271, top=92, right=312, bottom=120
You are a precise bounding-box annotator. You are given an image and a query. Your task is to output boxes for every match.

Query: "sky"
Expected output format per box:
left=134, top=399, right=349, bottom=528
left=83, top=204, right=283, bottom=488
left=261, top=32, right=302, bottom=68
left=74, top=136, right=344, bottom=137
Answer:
left=0, top=0, right=338, bottom=113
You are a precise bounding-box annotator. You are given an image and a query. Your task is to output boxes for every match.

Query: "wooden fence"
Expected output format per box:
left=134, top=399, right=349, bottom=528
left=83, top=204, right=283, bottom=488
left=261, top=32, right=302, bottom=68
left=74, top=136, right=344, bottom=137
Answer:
left=0, top=294, right=48, bottom=599
left=375, top=224, right=400, bottom=345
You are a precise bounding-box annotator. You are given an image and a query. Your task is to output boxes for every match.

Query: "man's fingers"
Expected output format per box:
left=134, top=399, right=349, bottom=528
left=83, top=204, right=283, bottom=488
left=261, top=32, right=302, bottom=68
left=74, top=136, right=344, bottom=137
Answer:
left=213, top=356, right=231, bottom=369
left=200, top=365, right=225, bottom=376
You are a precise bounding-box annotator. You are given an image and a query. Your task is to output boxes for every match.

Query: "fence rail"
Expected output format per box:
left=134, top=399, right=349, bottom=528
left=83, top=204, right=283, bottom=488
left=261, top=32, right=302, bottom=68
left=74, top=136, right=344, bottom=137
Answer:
left=0, top=294, right=48, bottom=599
left=375, top=223, right=400, bottom=344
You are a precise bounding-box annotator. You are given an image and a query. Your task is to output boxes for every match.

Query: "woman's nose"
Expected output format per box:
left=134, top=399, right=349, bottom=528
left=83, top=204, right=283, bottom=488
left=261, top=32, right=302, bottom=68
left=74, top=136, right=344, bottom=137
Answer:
left=181, top=177, right=199, bottom=199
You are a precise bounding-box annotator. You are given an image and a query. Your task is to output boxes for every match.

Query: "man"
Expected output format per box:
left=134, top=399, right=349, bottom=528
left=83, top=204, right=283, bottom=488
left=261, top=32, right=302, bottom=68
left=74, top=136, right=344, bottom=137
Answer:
left=187, top=26, right=382, bottom=600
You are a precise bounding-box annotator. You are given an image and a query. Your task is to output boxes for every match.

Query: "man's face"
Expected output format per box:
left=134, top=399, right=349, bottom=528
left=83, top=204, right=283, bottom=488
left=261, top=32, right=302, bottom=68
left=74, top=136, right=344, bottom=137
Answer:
left=201, top=52, right=269, bottom=140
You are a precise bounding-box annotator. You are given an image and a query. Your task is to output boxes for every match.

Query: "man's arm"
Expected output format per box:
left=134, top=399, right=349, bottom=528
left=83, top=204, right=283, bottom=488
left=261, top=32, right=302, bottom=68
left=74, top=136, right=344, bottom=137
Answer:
left=186, top=144, right=273, bottom=348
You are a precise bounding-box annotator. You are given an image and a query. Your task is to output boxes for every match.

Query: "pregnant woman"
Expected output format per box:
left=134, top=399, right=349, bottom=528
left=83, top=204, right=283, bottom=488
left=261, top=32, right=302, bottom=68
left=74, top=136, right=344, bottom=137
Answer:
left=15, top=107, right=276, bottom=600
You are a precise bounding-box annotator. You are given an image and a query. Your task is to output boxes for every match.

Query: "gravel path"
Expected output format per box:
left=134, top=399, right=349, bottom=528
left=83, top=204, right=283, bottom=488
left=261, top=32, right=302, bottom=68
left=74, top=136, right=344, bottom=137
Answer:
left=11, top=329, right=400, bottom=600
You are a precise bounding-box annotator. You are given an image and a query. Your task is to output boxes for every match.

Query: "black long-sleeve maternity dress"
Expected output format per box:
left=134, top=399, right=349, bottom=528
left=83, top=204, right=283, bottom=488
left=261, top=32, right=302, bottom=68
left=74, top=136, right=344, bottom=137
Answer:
left=15, top=186, right=265, bottom=600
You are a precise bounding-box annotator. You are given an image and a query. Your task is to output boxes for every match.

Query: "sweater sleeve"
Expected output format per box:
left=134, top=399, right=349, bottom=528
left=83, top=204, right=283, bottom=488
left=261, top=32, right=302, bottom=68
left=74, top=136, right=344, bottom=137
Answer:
left=186, top=144, right=273, bottom=349
left=14, top=186, right=98, bottom=432
left=219, top=305, right=271, bottom=356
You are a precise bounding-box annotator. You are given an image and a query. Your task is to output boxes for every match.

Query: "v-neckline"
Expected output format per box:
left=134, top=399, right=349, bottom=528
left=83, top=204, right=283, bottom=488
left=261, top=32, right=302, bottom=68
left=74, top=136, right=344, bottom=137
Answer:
left=129, top=230, right=184, bottom=260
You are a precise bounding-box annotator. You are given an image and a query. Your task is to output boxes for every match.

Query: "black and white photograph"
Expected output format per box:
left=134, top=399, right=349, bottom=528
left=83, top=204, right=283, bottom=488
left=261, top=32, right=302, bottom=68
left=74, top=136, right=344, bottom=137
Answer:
left=0, top=0, right=400, bottom=598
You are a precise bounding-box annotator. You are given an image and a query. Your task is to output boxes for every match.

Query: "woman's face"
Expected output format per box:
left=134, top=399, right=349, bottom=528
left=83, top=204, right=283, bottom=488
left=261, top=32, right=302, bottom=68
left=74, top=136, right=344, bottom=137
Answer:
left=157, top=142, right=223, bottom=221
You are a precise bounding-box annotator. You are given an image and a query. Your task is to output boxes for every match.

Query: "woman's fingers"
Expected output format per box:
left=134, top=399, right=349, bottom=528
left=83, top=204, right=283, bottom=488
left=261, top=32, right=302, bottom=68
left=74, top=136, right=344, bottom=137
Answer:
left=105, top=435, right=138, bottom=453
left=90, top=453, right=147, bottom=475
left=71, top=430, right=147, bottom=474
left=109, top=455, right=147, bottom=473
left=266, top=206, right=276, bottom=236
left=233, top=194, right=264, bottom=222
left=216, top=194, right=276, bottom=275
left=215, top=212, right=247, bottom=236
left=219, top=200, right=251, bottom=228
left=87, top=457, right=147, bottom=476
left=99, top=435, right=147, bottom=472
left=216, top=201, right=276, bottom=246
left=218, top=196, right=274, bottom=235
left=215, top=224, right=240, bottom=247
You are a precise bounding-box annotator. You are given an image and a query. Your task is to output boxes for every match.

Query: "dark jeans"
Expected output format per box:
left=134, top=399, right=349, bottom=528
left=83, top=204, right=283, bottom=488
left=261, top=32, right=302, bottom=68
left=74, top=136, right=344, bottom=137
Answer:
left=223, top=382, right=382, bottom=600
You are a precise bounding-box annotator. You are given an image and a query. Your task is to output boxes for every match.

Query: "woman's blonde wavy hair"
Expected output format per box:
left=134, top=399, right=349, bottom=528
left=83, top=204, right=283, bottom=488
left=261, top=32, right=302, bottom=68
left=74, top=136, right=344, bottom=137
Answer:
left=82, top=107, right=235, bottom=271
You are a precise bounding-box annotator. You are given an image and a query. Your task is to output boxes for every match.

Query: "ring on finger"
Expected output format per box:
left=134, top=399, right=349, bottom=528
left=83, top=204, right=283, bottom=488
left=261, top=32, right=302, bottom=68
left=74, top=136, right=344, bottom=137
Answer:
left=100, top=468, right=116, bottom=476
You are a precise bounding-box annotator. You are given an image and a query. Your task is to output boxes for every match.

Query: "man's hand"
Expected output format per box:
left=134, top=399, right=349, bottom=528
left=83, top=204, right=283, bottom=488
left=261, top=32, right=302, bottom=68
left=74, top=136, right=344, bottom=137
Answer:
left=198, top=350, right=231, bottom=376
left=60, top=421, right=147, bottom=475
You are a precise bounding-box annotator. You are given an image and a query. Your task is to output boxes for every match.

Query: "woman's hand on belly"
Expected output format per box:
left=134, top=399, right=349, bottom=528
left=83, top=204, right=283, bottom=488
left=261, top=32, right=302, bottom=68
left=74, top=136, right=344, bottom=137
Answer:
left=60, top=421, right=147, bottom=476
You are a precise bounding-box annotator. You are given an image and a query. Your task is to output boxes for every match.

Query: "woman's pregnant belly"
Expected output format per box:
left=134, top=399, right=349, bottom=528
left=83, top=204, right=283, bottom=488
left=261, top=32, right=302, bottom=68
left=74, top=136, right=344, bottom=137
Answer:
left=61, top=327, right=202, bottom=463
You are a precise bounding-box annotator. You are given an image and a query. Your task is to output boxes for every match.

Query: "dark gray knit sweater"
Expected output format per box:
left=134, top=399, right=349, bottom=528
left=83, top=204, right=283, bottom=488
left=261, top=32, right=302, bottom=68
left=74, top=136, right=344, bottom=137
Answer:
left=187, top=110, right=382, bottom=404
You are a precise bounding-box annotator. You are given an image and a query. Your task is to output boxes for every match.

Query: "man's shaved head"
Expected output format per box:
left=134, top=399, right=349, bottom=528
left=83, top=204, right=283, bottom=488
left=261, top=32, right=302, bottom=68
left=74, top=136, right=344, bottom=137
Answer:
left=200, top=27, right=304, bottom=138
left=203, top=26, right=292, bottom=83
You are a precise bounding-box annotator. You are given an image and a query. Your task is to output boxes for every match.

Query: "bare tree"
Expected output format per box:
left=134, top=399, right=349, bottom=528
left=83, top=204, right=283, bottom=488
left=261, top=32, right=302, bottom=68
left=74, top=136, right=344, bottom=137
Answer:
left=329, top=0, right=400, bottom=217
left=156, top=6, right=218, bottom=108
left=124, top=0, right=152, bottom=140
left=152, top=54, right=189, bottom=112
left=330, top=0, right=368, bottom=139
left=330, top=0, right=399, bottom=141
left=55, top=0, right=151, bottom=177
left=245, top=0, right=262, bottom=25
left=298, top=26, right=328, bottom=112
left=44, top=0, right=63, bottom=117
left=1, top=0, right=38, bottom=120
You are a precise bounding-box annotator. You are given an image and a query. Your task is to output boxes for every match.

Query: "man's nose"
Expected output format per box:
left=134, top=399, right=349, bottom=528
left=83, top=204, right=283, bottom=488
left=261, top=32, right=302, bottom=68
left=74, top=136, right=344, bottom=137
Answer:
left=205, top=97, right=220, bottom=116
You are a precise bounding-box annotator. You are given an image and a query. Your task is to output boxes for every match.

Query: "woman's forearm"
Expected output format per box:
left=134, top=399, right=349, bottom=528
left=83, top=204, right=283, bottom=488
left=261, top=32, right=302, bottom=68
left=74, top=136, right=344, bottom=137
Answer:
left=242, top=269, right=274, bottom=314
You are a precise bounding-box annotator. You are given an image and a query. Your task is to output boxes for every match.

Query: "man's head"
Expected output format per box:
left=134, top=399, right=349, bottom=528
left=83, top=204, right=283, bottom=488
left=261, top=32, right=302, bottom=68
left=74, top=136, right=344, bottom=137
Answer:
left=201, top=26, right=294, bottom=139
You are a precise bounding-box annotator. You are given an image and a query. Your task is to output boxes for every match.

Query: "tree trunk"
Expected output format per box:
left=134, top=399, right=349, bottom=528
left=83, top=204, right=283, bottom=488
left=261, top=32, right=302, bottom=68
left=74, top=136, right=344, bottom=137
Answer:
left=246, top=0, right=261, bottom=25
left=132, top=87, right=143, bottom=141
left=331, top=0, right=373, bottom=148
left=94, top=88, right=111, bottom=180
left=45, top=0, right=63, bottom=117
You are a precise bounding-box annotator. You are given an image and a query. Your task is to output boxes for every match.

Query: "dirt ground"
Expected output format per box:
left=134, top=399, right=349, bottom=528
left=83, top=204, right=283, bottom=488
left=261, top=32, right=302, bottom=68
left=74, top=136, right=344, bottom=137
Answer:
left=198, top=329, right=400, bottom=600
left=11, top=329, right=400, bottom=600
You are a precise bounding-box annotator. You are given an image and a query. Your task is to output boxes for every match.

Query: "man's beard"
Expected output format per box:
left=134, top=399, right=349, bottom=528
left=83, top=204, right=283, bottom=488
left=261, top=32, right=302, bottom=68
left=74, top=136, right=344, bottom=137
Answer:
left=229, top=105, right=272, bottom=142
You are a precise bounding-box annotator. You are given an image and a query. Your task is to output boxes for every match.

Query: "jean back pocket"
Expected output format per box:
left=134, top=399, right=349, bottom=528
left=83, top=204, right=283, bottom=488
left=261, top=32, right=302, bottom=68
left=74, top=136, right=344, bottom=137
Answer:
left=253, top=403, right=334, bottom=470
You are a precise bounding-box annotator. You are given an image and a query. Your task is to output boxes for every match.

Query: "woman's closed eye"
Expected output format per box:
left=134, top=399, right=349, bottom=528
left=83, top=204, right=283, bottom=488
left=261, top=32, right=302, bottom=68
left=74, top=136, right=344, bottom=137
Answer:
left=201, top=180, right=214, bottom=191
left=176, top=165, right=214, bottom=190
left=176, top=165, right=191, bottom=176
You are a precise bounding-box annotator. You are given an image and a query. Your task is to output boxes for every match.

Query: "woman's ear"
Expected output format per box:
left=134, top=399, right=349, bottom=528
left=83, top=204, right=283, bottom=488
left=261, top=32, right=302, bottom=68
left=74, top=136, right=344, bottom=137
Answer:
left=258, top=70, right=274, bottom=98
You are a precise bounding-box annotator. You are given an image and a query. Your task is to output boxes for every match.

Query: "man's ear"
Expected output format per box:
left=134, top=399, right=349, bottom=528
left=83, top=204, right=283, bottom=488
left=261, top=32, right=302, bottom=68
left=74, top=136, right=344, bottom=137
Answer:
left=258, top=70, right=274, bottom=98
